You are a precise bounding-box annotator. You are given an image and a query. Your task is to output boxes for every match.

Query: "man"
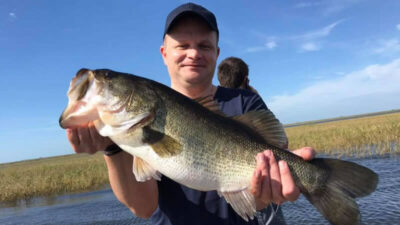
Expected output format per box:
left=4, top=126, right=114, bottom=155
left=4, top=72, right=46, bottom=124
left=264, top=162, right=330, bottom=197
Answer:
left=66, top=3, right=314, bottom=225
left=218, top=57, right=258, bottom=94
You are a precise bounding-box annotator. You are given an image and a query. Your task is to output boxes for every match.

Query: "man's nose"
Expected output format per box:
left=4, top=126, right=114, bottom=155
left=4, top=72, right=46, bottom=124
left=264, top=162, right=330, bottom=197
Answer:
left=187, top=48, right=201, bottom=59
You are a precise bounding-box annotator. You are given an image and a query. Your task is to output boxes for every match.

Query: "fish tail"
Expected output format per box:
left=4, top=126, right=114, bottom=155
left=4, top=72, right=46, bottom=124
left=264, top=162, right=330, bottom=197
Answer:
left=304, top=158, right=378, bottom=225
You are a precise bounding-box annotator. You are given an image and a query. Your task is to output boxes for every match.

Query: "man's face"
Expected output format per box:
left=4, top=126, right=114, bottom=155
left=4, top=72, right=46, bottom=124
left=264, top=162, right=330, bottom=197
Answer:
left=161, top=16, right=220, bottom=89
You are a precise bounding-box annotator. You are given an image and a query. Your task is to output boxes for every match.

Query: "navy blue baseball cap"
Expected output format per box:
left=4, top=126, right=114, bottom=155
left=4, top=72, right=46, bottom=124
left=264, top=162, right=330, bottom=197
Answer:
left=163, top=3, right=219, bottom=38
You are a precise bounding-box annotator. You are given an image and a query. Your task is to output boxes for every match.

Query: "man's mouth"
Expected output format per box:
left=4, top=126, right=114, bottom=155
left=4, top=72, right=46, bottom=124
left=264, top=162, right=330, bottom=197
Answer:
left=182, top=64, right=205, bottom=68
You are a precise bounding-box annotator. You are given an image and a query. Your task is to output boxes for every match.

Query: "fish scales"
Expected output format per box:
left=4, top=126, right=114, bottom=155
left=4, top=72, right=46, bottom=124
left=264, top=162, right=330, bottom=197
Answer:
left=151, top=81, right=317, bottom=192
left=154, top=87, right=265, bottom=188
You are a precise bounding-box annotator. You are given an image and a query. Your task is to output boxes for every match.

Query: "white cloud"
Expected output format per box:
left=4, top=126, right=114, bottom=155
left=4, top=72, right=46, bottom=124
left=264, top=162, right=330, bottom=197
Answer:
left=295, top=0, right=362, bottom=16
left=8, top=12, right=17, bottom=21
left=373, top=39, right=400, bottom=55
left=246, top=46, right=268, bottom=53
left=246, top=21, right=342, bottom=53
left=266, top=41, right=277, bottom=49
left=335, top=72, right=346, bottom=76
left=323, top=0, right=362, bottom=15
left=295, top=2, right=326, bottom=8
left=246, top=41, right=277, bottom=53
left=300, top=42, right=320, bottom=52
left=396, top=24, right=400, bottom=31
left=268, top=58, right=400, bottom=123
left=292, top=20, right=344, bottom=40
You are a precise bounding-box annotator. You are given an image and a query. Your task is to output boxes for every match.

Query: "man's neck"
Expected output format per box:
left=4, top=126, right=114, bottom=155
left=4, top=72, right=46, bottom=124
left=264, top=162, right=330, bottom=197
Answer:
left=172, top=83, right=217, bottom=99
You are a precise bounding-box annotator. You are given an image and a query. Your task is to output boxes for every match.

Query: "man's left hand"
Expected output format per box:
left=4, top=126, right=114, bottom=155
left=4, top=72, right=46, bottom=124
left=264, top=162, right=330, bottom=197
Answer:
left=251, top=147, right=315, bottom=209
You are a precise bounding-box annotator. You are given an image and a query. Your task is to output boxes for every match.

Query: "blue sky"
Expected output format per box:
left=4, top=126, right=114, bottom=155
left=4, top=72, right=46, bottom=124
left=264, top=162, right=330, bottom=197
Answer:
left=1, top=0, right=400, bottom=163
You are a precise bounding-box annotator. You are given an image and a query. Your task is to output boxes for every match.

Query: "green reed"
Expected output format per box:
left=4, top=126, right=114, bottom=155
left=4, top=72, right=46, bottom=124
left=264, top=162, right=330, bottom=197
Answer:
left=285, top=112, right=400, bottom=157
left=0, top=153, right=108, bottom=203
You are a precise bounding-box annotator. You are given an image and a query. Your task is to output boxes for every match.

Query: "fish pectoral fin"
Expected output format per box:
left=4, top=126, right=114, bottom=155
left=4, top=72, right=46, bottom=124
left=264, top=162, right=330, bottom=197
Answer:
left=142, top=127, right=183, bottom=158
left=95, top=112, right=152, bottom=137
left=233, top=109, right=288, bottom=149
left=133, top=156, right=161, bottom=182
left=219, top=188, right=256, bottom=222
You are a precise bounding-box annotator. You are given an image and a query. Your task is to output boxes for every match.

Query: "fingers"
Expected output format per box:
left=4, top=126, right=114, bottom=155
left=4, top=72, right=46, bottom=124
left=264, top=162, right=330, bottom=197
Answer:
left=279, top=161, right=300, bottom=202
left=292, top=147, right=316, bottom=161
left=87, top=122, right=99, bottom=144
left=252, top=150, right=302, bottom=206
left=66, top=128, right=80, bottom=153
left=85, top=126, right=98, bottom=155
left=76, top=126, right=92, bottom=153
left=87, top=122, right=111, bottom=154
left=66, top=123, right=112, bottom=155
left=251, top=168, right=262, bottom=198
left=266, top=150, right=284, bottom=204
left=258, top=153, right=272, bottom=204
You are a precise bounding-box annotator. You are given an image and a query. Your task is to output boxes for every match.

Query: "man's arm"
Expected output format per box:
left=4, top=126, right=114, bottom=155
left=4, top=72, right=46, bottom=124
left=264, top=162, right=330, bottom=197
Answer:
left=66, top=123, right=158, bottom=218
left=104, top=151, right=158, bottom=218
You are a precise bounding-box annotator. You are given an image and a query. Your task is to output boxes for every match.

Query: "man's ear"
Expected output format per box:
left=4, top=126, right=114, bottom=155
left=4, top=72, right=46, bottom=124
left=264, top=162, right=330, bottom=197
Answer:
left=160, top=45, right=167, bottom=66
left=217, top=46, right=220, bottom=58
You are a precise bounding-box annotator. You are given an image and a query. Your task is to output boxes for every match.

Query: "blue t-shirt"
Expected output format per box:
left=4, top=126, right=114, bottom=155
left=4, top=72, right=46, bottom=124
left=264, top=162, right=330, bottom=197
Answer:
left=149, top=87, right=286, bottom=225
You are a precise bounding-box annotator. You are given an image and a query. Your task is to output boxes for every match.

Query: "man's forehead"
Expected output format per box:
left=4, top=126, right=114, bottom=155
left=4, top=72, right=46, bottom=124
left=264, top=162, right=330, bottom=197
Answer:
left=163, top=15, right=219, bottom=47
left=164, top=30, right=218, bottom=45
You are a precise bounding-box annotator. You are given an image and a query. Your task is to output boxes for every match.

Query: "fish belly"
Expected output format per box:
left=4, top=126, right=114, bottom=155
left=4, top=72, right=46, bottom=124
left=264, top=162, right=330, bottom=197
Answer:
left=120, top=143, right=220, bottom=191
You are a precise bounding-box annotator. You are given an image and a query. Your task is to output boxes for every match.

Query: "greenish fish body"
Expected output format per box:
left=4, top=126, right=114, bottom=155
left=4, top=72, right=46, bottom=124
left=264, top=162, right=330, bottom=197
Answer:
left=60, top=69, right=378, bottom=225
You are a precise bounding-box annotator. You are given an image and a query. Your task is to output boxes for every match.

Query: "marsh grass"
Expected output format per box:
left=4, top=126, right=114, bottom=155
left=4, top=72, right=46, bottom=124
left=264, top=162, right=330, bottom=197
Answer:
left=285, top=112, right=400, bottom=157
left=0, top=153, right=108, bottom=203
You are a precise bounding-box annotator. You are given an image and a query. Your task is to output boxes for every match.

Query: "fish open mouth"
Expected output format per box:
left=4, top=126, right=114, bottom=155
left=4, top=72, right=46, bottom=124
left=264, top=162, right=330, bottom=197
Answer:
left=59, top=102, right=96, bottom=129
left=59, top=70, right=100, bottom=129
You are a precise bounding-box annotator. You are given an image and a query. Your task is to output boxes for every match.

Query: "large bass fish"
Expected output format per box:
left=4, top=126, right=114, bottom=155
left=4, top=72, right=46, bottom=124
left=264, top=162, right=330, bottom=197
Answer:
left=59, top=69, right=378, bottom=225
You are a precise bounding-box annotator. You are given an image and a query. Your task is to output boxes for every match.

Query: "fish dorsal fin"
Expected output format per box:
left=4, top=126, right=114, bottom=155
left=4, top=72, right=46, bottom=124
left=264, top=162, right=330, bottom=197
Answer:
left=142, top=127, right=183, bottom=158
left=133, top=156, right=161, bottom=182
left=233, top=109, right=288, bottom=149
left=194, top=95, right=225, bottom=115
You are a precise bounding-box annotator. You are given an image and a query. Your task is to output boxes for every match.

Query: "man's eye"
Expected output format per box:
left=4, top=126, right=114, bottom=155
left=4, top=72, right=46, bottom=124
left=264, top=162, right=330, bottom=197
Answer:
left=177, top=45, right=188, bottom=49
left=200, top=45, right=212, bottom=50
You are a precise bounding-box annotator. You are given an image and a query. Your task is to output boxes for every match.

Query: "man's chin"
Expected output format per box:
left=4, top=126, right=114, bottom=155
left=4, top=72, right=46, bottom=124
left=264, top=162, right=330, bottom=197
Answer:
left=181, top=69, right=203, bottom=78
left=184, top=66, right=204, bottom=72
left=184, top=74, right=212, bottom=84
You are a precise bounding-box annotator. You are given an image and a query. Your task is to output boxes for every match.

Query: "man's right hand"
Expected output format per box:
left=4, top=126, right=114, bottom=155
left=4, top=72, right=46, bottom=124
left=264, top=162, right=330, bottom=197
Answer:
left=66, top=122, right=158, bottom=218
left=66, top=121, right=113, bottom=154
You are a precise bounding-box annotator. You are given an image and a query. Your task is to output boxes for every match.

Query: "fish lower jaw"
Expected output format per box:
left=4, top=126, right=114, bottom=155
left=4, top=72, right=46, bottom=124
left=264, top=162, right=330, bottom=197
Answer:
left=60, top=109, right=99, bottom=128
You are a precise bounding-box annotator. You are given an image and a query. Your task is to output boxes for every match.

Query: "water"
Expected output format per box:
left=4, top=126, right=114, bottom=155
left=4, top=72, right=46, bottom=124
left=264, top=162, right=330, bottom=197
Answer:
left=1, top=156, right=399, bottom=225
left=281, top=156, right=400, bottom=225
left=0, top=189, right=148, bottom=225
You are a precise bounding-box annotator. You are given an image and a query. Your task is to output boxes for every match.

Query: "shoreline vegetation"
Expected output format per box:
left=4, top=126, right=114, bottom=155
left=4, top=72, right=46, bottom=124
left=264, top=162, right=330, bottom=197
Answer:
left=286, top=111, right=400, bottom=157
left=0, top=153, right=108, bottom=204
left=1, top=111, right=399, bottom=203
